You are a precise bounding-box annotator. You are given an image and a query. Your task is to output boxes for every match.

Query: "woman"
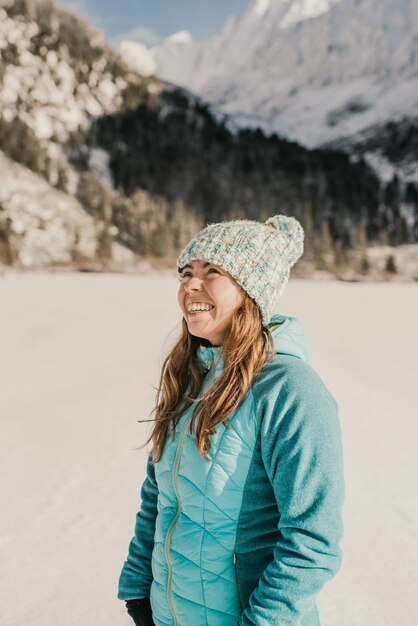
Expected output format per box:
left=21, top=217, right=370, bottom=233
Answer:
left=118, top=214, right=345, bottom=626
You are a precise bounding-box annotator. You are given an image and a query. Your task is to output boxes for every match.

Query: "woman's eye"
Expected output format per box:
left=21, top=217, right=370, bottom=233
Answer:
left=182, top=268, right=219, bottom=279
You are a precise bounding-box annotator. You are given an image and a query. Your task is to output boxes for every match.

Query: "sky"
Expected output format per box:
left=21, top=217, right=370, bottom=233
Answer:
left=57, top=0, right=253, bottom=46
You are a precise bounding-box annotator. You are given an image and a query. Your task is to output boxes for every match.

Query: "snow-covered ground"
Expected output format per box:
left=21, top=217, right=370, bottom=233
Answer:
left=0, top=271, right=417, bottom=626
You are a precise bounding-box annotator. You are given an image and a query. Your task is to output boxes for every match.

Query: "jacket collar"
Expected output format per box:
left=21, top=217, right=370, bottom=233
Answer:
left=196, top=313, right=310, bottom=376
left=196, top=344, right=223, bottom=376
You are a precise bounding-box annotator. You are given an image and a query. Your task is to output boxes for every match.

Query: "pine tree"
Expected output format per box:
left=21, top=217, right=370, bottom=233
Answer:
left=77, top=172, right=105, bottom=219
left=303, top=200, right=315, bottom=263
left=316, top=218, right=334, bottom=272
left=95, top=191, right=113, bottom=262
left=0, top=206, right=15, bottom=265
left=334, top=239, right=348, bottom=269
left=385, top=255, right=397, bottom=274
left=356, top=221, right=370, bottom=275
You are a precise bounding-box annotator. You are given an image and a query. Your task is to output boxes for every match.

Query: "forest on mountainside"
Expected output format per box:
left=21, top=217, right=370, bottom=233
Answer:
left=82, top=89, right=413, bottom=250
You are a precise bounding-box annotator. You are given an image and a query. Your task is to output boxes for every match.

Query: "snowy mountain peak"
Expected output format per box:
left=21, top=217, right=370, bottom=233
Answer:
left=164, top=30, right=193, bottom=45
left=147, top=0, right=418, bottom=155
left=279, top=0, right=342, bottom=28
left=253, top=0, right=272, bottom=16
left=119, top=40, right=156, bottom=77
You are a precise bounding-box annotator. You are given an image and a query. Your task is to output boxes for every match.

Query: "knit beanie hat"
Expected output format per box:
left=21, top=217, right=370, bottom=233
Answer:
left=177, top=214, right=304, bottom=326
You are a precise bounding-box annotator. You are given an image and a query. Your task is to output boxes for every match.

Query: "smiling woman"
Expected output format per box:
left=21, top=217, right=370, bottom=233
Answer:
left=177, top=260, right=245, bottom=346
left=118, top=214, right=345, bottom=626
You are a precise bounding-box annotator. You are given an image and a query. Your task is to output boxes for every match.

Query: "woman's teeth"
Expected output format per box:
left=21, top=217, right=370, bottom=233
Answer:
left=188, top=304, right=214, bottom=313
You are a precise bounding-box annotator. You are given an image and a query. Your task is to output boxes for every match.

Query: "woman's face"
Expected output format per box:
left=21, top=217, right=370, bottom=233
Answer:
left=178, top=259, right=244, bottom=346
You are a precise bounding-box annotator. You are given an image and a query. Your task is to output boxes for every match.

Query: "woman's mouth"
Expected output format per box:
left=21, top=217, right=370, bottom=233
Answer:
left=188, top=308, right=214, bottom=316
left=187, top=303, right=215, bottom=316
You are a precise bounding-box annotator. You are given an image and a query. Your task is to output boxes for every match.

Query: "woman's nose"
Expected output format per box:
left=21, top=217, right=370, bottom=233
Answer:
left=184, top=276, right=204, bottom=290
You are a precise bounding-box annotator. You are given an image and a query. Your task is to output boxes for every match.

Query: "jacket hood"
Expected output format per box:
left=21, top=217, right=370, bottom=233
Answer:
left=268, top=313, right=310, bottom=364
left=196, top=313, right=310, bottom=375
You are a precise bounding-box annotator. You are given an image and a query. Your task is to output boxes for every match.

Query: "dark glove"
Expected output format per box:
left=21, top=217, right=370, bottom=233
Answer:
left=125, top=598, right=155, bottom=626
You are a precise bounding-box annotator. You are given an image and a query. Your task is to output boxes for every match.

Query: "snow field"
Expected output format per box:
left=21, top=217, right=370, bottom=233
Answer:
left=0, top=271, right=417, bottom=625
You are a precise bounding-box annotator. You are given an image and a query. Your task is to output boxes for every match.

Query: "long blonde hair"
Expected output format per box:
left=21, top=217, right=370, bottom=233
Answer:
left=139, top=293, right=277, bottom=462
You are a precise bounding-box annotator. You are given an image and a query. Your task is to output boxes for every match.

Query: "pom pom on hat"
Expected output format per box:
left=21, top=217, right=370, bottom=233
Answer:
left=265, top=215, right=305, bottom=267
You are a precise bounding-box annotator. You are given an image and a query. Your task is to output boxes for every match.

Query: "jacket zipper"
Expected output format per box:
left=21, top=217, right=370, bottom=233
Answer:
left=164, top=416, right=191, bottom=625
left=164, top=360, right=215, bottom=625
left=233, top=552, right=243, bottom=613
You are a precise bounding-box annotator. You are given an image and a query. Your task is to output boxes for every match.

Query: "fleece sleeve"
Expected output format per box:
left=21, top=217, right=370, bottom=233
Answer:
left=118, top=455, right=159, bottom=601
left=238, top=360, right=345, bottom=625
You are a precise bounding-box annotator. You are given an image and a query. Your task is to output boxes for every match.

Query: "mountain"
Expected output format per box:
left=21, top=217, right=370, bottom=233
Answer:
left=0, top=0, right=162, bottom=141
left=0, top=0, right=189, bottom=269
left=0, top=0, right=416, bottom=279
left=0, top=150, right=136, bottom=269
left=123, top=0, right=418, bottom=181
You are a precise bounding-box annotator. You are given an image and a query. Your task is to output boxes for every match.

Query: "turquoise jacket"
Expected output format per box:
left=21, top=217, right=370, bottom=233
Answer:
left=118, top=314, right=345, bottom=626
